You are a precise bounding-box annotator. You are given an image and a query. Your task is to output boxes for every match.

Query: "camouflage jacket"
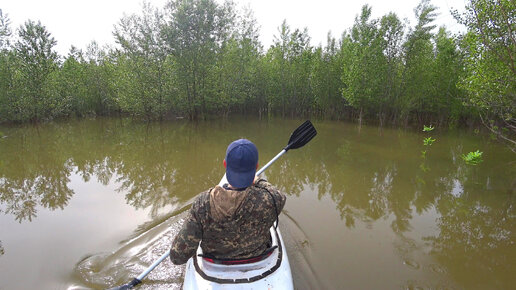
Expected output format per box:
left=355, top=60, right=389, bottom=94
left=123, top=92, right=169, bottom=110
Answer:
left=169, top=178, right=286, bottom=265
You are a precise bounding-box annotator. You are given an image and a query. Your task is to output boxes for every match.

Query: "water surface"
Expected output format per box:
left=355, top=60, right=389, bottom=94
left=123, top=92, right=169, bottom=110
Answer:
left=0, top=117, right=514, bottom=289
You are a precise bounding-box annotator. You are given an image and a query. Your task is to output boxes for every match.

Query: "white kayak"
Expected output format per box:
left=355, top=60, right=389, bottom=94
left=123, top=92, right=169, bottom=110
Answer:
left=182, top=174, right=294, bottom=290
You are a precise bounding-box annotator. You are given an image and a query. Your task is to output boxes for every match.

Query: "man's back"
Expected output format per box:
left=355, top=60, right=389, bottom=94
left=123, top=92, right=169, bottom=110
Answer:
left=170, top=178, right=286, bottom=264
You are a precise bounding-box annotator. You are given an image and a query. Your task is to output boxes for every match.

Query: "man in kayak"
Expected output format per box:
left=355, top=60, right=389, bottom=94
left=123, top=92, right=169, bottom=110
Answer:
left=169, top=139, right=286, bottom=265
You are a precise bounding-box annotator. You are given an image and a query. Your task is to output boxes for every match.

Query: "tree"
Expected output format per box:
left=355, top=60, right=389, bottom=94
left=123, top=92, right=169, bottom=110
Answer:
left=432, top=28, right=466, bottom=125
left=341, top=5, right=388, bottom=125
left=82, top=41, right=117, bottom=116
left=0, top=10, right=14, bottom=122
left=379, top=12, right=404, bottom=124
left=114, top=2, right=170, bottom=120
left=54, top=47, right=88, bottom=116
left=454, top=0, right=516, bottom=150
left=399, top=0, right=438, bottom=123
left=211, top=5, right=262, bottom=117
left=0, top=9, right=12, bottom=50
left=267, top=20, right=312, bottom=117
left=268, top=20, right=292, bottom=117
left=13, top=20, right=59, bottom=122
left=289, top=28, right=313, bottom=117
left=310, top=33, right=346, bottom=118
left=161, top=0, right=236, bottom=120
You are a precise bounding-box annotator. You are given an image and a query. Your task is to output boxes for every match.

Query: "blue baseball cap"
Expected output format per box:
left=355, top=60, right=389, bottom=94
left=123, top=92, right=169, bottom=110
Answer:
left=225, top=139, right=258, bottom=188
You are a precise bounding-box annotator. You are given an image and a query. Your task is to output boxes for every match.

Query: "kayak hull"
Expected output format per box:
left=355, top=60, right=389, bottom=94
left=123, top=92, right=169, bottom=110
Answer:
left=183, top=226, right=293, bottom=290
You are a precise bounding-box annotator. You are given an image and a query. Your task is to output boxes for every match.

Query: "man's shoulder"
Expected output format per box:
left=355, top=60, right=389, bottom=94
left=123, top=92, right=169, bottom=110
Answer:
left=251, top=179, right=286, bottom=210
left=191, top=189, right=212, bottom=214
left=253, top=179, right=281, bottom=194
left=253, top=178, right=275, bottom=189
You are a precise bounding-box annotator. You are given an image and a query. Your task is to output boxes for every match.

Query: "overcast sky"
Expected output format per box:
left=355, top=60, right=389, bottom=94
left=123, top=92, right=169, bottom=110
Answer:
left=1, top=0, right=467, bottom=55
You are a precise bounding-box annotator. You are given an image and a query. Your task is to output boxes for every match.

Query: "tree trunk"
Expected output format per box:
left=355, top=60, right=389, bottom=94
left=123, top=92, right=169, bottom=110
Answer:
left=358, top=107, right=363, bottom=127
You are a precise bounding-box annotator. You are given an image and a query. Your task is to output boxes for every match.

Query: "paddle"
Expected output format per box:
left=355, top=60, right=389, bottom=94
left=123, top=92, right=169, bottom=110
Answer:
left=112, top=120, right=317, bottom=289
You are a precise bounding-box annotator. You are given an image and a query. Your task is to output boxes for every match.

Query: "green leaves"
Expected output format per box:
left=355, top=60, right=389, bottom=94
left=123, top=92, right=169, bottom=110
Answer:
left=423, top=137, right=436, bottom=146
left=8, top=20, right=59, bottom=122
left=419, top=124, right=437, bottom=174
left=423, top=125, right=434, bottom=132
left=455, top=0, right=515, bottom=149
left=342, top=5, right=387, bottom=108
left=160, top=0, right=237, bottom=119
left=113, top=3, right=171, bottom=120
left=0, top=9, right=12, bottom=50
left=0, top=0, right=510, bottom=132
left=461, top=150, right=484, bottom=165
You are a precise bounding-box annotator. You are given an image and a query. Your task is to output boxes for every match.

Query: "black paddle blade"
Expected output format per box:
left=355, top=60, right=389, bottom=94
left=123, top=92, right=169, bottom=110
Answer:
left=284, top=120, right=317, bottom=151
left=109, top=278, right=141, bottom=290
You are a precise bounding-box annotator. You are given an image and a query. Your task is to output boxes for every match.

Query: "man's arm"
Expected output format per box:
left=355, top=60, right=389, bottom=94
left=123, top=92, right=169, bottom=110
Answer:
left=169, top=207, right=202, bottom=265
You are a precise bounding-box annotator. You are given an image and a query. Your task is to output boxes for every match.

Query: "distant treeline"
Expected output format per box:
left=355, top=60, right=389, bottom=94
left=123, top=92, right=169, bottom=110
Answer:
left=0, top=1, right=514, bottom=138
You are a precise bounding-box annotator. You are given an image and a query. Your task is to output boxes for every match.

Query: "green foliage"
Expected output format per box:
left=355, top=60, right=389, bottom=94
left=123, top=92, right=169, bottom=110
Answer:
left=419, top=162, right=430, bottom=172
left=0, top=51, right=14, bottom=122
left=11, top=20, right=59, bottom=122
left=56, top=49, right=87, bottom=116
left=400, top=0, right=438, bottom=120
left=211, top=6, right=262, bottom=116
left=420, top=123, right=437, bottom=180
left=113, top=3, right=170, bottom=120
left=432, top=28, right=468, bottom=123
left=419, top=122, right=437, bottom=175
left=423, top=137, right=436, bottom=146
left=81, top=42, right=117, bottom=116
left=454, top=0, right=515, bottom=150
left=423, top=125, right=434, bottom=132
left=0, top=9, right=12, bottom=50
left=265, top=20, right=314, bottom=117
left=341, top=5, right=390, bottom=123
left=0, top=0, right=510, bottom=140
left=161, top=0, right=236, bottom=119
left=311, top=34, right=346, bottom=117
left=461, top=150, right=484, bottom=165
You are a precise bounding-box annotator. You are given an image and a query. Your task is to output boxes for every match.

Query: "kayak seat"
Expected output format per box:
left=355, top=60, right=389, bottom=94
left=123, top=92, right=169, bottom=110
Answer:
left=184, top=226, right=293, bottom=287
left=199, top=246, right=278, bottom=265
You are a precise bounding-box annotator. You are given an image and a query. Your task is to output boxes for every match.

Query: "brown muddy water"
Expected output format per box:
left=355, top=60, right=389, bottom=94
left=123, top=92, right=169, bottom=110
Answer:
left=0, top=117, right=514, bottom=289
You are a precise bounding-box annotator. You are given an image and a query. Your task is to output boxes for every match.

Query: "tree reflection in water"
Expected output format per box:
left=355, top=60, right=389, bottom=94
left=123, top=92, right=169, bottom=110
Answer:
left=0, top=123, right=75, bottom=222
left=0, top=119, right=233, bottom=223
left=422, top=152, right=516, bottom=288
left=0, top=118, right=514, bottom=288
left=264, top=123, right=515, bottom=288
